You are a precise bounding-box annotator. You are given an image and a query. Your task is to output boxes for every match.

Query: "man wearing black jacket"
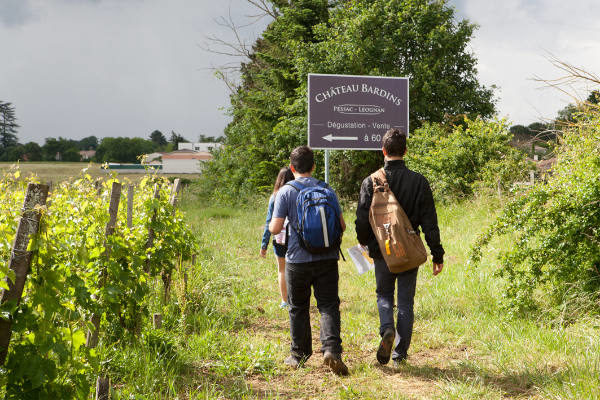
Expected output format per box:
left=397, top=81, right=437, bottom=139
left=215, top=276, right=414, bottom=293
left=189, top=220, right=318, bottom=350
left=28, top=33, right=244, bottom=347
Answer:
left=355, top=128, right=444, bottom=365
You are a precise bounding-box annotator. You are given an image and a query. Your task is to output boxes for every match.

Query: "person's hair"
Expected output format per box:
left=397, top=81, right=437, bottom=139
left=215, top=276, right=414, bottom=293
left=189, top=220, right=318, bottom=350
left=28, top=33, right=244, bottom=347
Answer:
left=290, top=146, right=314, bottom=174
left=382, top=128, right=407, bottom=156
left=273, top=166, right=294, bottom=194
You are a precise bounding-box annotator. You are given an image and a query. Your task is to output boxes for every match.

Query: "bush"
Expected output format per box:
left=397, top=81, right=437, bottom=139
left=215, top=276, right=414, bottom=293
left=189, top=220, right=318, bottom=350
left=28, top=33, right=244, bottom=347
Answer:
left=470, top=107, right=600, bottom=317
left=406, top=118, right=530, bottom=200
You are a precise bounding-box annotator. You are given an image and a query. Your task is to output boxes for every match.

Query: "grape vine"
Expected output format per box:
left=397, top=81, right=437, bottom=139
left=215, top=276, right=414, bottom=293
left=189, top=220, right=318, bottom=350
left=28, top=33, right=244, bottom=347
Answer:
left=0, top=168, right=196, bottom=399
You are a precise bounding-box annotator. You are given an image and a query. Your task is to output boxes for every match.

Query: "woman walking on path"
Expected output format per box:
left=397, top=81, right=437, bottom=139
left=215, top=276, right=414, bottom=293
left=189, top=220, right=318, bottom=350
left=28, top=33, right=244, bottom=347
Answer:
left=260, top=167, right=295, bottom=309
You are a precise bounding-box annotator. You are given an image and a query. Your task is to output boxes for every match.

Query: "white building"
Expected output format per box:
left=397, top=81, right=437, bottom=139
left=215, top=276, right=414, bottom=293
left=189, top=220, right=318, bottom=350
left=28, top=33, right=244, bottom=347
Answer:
left=161, top=150, right=212, bottom=173
left=178, top=142, right=223, bottom=152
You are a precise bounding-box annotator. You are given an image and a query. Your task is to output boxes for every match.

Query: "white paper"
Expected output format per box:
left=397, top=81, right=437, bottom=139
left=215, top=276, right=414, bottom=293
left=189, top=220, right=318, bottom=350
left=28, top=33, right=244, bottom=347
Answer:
left=347, top=245, right=375, bottom=275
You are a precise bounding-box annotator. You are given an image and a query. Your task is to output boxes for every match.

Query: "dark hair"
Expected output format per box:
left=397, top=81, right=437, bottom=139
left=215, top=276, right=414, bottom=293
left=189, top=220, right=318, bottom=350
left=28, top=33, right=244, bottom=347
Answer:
left=273, top=166, right=294, bottom=194
left=290, top=146, right=314, bottom=174
left=382, top=128, right=407, bottom=156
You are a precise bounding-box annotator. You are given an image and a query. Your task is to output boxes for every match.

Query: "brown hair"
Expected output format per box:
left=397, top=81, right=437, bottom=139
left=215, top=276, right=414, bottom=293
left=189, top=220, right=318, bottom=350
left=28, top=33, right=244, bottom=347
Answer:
left=290, top=145, right=314, bottom=173
left=382, top=128, right=407, bottom=157
left=273, top=166, right=295, bottom=194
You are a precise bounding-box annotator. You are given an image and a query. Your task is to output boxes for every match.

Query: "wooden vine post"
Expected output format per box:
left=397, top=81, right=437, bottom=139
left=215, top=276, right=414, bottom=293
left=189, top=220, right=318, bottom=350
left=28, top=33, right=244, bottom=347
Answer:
left=0, top=184, right=49, bottom=365
left=145, top=183, right=164, bottom=328
left=162, top=179, right=182, bottom=303
left=152, top=313, right=162, bottom=329
left=95, top=376, right=110, bottom=400
left=127, top=184, right=134, bottom=229
left=88, top=182, right=121, bottom=400
left=169, top=178, right=182, bottom=210
left=145, top=184, right=161, bottom=273
left=86, top=181, right=121, bottom=348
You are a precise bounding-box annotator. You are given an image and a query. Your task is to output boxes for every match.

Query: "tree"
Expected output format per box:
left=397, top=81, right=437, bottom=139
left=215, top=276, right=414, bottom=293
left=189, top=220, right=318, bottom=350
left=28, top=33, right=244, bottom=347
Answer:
left=169, top=131, right=188, bottom=147
left=202, top=0, right=338, bottom=201
left=0, top=145, right=24, bottom=161
left=149, top=130, right=167, bottom=147
left=555, top=89, right=600, bottom=125
left=0, top=101, right=19, bottom=150
left=95, top=137, right=156, bottom=163
left=527, top=121, right=555, bottom=141
left=509, top=125, right=531, bottom=137
left=198, top=134, right=223, bottom=143
left=23, top=142, right=43, bottom=161
left=78, top=136, right=98, bottom=150
left=203, top=0, right=497, bottom=200
left=300, top=0, right=496, bottom=128
left=42, top=137, right=80, bottom=161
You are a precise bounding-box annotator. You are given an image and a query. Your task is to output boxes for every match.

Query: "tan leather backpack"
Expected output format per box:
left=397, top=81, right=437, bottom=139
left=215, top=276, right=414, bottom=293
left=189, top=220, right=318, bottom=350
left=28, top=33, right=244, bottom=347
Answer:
left=368, top=168, right=428, bottom=273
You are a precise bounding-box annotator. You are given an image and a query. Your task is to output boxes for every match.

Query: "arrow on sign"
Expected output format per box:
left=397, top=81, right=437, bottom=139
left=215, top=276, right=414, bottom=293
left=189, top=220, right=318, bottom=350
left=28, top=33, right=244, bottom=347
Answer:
left=323, top=134, right=358, bottom=142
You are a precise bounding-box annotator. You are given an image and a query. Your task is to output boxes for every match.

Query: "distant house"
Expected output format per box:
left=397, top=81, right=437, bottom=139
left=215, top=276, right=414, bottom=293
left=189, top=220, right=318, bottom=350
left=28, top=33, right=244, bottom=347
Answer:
left=178, top=142, right=223, bottom=153
left=79, top=150, right=96, bottom=160
left=161, top=150, right=212, bottom=173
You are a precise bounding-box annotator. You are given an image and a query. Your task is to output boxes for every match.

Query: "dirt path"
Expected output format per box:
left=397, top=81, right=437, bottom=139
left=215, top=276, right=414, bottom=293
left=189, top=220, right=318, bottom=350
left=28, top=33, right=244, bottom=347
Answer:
left=240, top=305, right=546, bottom=400
left=243, top=311, right=451, bottom=399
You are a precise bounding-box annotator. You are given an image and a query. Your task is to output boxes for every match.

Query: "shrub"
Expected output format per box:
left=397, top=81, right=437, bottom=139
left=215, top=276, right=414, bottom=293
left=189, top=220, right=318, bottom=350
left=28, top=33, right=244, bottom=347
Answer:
left=406, top=118, right=530, bottom=200
left=470, top=107, right=600, bottom=317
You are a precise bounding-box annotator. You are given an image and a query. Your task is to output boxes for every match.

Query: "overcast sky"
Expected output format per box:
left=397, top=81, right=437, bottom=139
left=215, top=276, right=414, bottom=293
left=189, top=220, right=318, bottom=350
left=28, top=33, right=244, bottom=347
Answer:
left=1, top=0, right=599, bottom=144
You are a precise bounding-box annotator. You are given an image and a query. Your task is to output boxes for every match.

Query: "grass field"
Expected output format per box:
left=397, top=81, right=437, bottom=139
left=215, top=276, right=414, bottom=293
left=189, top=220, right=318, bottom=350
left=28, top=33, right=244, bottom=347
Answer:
left=101, top=191, right=600, bottom=399
left=0, top=162, right=201, bottom=183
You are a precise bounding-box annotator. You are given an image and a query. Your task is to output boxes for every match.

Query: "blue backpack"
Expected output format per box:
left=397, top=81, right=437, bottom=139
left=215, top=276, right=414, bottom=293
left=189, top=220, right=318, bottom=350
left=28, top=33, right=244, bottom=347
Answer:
left=287, top=180, right=343, bottom=254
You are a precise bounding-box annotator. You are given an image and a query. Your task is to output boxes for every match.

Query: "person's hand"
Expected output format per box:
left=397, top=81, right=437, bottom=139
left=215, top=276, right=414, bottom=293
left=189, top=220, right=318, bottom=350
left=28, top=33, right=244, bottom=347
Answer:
left=432, top=262, right=443, bottom=276
left=260, top=248, right=267, bottom=258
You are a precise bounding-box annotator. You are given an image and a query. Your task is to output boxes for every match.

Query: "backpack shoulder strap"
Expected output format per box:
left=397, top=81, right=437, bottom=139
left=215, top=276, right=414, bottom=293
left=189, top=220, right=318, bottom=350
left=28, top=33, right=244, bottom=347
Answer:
left=316, top=180, right=328, bottom=189
left=370, top=168, right=388, bottom=191
left=286, top=180, right=305, bottom=192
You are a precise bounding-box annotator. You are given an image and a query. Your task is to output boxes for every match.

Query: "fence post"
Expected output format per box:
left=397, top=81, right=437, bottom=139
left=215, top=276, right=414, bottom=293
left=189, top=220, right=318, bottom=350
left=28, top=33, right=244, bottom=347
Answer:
left=87, top=182, right=122, bottom=348
left=0, top=183, right=49, bottom=365
left=152, top=313, right=162, bottom=329
left=127, top=184, right=134, bottom=229
left=169, top=178, right=182, bottom=210
left=145, top=184, right=160, bottom=273
left=161, top=179, right=182, bottom=302
left=95, top=376, right=110, bottom=400
left=95, top=180, right=103, bottom=196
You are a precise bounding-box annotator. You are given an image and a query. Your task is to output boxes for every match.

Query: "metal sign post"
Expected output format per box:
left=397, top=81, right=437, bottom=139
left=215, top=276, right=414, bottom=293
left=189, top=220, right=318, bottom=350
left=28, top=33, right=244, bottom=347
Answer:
left=324, top=149, right=330, bottom=184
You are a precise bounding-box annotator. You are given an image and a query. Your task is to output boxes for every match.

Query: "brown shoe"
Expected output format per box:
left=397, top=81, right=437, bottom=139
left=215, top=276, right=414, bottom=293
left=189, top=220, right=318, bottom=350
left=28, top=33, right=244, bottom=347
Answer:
left=376, top=328, right=395, bottom=365
left=323, top=351, right=349, bottom=376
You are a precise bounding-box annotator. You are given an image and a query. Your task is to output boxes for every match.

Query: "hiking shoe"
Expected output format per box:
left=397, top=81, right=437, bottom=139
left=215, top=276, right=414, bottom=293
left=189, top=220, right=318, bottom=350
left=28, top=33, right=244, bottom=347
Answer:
left=376, top=328, right=395, bottom=365
left=323, top=351, right=349, bottom=376
left=284, top=355, right=301, bottom=369
left=280, top=301, right=289, bottom=309
left=392, top=357, right=407, bottom=368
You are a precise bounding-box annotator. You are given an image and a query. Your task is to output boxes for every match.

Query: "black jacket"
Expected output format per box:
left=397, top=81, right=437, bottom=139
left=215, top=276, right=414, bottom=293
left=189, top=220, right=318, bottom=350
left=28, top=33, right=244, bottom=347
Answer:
left=355, top=159, right=444, bottom=264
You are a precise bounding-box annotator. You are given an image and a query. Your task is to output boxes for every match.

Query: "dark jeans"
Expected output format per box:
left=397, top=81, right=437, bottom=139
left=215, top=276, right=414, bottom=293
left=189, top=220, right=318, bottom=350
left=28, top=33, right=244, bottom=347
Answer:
left=285, top=259, right=342, bottom=359
left=374, top=258, right=419, bottom=361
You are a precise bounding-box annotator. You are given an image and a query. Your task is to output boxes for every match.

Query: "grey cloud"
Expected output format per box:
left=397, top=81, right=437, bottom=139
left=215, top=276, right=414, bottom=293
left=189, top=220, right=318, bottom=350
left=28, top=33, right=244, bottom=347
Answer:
left=0, top=0, right=269, bottom=144
left=0, top=0, right=33, bottom=27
